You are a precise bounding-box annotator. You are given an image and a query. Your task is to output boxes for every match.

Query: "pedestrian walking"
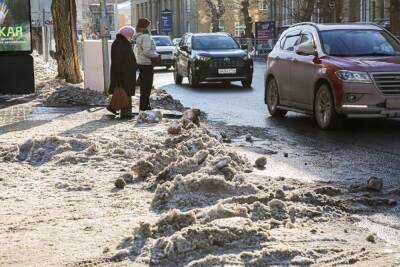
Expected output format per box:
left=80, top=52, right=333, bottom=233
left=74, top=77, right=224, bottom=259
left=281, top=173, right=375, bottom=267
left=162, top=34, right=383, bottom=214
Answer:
left=107, top=26, right=137, bottom=119
left=134, top=18, right=160, bottom=111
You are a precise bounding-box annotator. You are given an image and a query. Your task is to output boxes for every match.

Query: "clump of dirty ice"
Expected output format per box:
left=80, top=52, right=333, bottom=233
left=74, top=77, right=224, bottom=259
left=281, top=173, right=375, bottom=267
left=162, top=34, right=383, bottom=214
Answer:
left=150, top=89, right=186, bottom=111
left=113, top=109, right=355, bottom=266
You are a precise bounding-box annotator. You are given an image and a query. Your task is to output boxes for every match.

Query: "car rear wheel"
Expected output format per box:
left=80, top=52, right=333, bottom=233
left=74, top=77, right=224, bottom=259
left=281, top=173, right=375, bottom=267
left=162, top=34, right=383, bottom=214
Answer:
left=173, top=63, right=183, bottom=85
left=188, top=65, right=199, bottom=88
left=314, top=84, right=342, bottom=130
left=266, top=78, right=287, bottom=117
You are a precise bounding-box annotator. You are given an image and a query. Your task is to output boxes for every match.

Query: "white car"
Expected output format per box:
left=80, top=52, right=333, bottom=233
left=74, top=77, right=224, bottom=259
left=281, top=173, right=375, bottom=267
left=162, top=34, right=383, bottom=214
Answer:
left=152, top=35, right=175, bottom=70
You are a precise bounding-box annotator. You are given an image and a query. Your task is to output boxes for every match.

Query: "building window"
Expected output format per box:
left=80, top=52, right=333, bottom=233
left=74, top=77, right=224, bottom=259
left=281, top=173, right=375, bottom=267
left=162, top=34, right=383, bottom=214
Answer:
left=186, top=0, right=191, bottom=13
left=259, top=0, right=268, bottom=11
left=210, top=19, right=224, bottom=32
left=235, top=22, right=245, bottom=37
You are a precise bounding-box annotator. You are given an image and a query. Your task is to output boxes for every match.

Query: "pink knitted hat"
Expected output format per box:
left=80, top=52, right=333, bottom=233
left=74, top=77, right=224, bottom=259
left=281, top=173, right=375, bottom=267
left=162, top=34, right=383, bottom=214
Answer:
left=119, top=26, right=136, bottom=38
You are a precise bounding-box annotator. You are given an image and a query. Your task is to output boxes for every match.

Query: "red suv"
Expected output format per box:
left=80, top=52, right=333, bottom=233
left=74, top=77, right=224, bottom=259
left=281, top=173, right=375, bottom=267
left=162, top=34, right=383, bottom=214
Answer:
left=265, top=23, right=400, bottom=129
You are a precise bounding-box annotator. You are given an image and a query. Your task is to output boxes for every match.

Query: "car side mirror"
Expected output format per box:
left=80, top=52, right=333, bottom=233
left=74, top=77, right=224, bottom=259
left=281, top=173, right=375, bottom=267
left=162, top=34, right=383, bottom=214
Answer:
left=296, top=42, right=318, bottom=57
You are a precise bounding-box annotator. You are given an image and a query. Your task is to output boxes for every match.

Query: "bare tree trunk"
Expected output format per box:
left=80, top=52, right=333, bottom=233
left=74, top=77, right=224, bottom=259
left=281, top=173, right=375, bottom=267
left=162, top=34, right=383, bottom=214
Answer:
left=287, top=0, right=316, bottom=22
left=51, top=0, right=82, bottom=84
left=240, top=0, right=253, bottom=50
left=390, top=0, right=400, bottom=36
left=240, top=0, right=252, bottom=38
left=302, top=0, right=316, bottom=21
left=205, top=0, right=225, bottom=32
left=348, top=0, right=360, bottom=22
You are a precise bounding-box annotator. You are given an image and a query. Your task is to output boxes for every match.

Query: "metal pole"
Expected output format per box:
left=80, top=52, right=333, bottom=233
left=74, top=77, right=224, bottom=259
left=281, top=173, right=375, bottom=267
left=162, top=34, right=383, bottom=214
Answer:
left=100, top=0, right=110, bottom=95
left=42, top=9, right=49, bottom=62
left=114, top=0, right=119, bottom=31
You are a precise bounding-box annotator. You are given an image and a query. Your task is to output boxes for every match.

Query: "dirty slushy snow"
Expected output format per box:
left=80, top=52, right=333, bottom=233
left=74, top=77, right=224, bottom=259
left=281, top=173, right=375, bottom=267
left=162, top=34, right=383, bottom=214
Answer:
left=0, top=56, right=399, bottom=266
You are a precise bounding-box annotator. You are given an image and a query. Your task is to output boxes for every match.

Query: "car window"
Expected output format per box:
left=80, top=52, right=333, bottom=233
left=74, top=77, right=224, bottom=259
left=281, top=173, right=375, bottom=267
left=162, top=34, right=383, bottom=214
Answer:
left=192, top=35, right=239, bottom=50
left=186, top=36, right=192, bottom=48
left=299, top=32, right=315, bottom=46
left=320, top=29, right=400, bottom=56
left=152, top=37, right=173, bottom=46
left=283, top=35, right=300, bottom=51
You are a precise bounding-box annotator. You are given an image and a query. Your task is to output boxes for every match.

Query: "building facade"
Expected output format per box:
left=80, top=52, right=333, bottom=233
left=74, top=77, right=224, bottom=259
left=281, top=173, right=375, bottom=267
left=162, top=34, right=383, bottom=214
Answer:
left=130, top=0, right=197, bottom=37
left=195, top=0, right=392, bottom=37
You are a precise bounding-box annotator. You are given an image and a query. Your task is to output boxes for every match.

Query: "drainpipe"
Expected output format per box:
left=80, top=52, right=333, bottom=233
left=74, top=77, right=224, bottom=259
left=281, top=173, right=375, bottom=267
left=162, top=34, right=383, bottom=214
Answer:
left=100, top=0, right=110, bottom=95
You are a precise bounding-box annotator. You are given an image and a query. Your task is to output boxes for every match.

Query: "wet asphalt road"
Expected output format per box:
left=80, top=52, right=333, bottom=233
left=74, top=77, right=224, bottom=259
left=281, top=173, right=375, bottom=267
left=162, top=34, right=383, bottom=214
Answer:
left=154, top=62, right=400, bottom=187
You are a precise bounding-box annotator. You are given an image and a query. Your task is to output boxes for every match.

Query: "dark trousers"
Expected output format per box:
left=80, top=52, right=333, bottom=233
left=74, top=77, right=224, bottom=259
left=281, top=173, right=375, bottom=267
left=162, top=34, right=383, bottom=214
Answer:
left=120, top=96, right=132, bottom=117
left=138, top=65, right=154, bottom=110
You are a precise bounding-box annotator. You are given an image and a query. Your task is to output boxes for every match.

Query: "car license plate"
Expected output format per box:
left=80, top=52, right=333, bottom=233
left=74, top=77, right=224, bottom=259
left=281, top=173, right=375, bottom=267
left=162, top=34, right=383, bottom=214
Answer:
left=161, top=55, right=172, bottom=60
left=218, top=68, right=236, bottom=74
left=386, top=98, right=400, bottom=109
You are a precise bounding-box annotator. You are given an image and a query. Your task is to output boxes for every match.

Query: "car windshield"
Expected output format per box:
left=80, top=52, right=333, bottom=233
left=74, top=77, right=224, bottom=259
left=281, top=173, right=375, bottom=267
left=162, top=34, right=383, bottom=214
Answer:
left=192, top=35, right=239, bottom=50
left=320, top=30, right=400, bottom=57
left=152, top=37, right=173, bottom=46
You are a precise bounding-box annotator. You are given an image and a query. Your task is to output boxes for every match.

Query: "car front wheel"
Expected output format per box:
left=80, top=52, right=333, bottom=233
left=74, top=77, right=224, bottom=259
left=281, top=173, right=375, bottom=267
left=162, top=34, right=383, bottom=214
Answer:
left=266, top=78, right=287, bottom=117
left=314, top=84, right=342, bottom=129
left=188, top=65, right=199, bottom=88
left=173, top=63, right=183, bottom=85
left=241, top=76, right=253, bottom=88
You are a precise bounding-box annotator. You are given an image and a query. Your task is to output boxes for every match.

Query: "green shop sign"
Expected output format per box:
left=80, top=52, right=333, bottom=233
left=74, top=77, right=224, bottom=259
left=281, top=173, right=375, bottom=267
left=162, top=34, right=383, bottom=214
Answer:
left=0, top=0, right=32, bottom=53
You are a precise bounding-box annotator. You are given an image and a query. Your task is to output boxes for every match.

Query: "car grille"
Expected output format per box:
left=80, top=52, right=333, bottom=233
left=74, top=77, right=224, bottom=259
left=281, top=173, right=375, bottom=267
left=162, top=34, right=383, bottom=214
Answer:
left=158, top=51, right=173, bottom=55
left=209, top=58, right=244, bottom=68
left=371, top=73, right=400, bottom=95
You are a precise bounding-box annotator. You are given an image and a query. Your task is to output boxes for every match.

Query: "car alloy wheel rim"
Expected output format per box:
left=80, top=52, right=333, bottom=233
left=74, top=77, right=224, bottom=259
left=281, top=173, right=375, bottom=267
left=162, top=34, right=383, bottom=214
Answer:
left=268, top=81, right=278, bottom=110
left=317, top=90, right=332, bottom=126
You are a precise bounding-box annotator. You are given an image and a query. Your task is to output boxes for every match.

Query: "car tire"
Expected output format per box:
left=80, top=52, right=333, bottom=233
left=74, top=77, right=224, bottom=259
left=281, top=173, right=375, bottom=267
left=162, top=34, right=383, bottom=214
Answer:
left=266, top=78, right=287, bottom=117
left=173, top=63, right=183, bottom=85
left=241, top=76, right=253, bottom=88
left=188, top=65, right=199, bottom=88
left=314, top=84, right=343, bottom=130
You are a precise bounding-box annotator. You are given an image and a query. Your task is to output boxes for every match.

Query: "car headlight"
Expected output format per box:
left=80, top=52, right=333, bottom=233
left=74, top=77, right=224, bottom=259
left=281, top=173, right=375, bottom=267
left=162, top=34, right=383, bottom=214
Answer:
left=335, top=70, right=371, bottom=83
left=196, top=55, right=211, bottom=62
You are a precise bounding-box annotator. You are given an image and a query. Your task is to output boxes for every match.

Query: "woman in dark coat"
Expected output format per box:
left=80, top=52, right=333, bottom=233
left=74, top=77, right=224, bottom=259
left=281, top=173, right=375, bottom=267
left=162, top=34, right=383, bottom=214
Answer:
left=107, top=26, right=137, bottom=119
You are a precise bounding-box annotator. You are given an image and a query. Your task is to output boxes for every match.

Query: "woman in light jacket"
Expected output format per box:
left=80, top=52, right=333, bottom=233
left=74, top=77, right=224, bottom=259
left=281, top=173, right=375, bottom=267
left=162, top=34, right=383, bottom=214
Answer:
left=134, top=18, right=160, bottom=111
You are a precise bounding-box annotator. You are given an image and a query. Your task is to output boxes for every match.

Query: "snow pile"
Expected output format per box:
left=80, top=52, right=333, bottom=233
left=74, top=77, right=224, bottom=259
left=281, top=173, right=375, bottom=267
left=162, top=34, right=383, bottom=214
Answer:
left=152, top=174, right=259, bottom=211
left=42, top=83, right=109, bottom=107
left=34, top=54, right=58, bottom=86
left=150, top=89, right=185, bottom=111
left=131, top=125, right=252, bottom=188
left=0, top=136, right=94, bottom=165
left=113, top=112, right=356, bottom=266
left=0, top=134, right=140, bottom=166
left=137, top=110, right=163, bottom=124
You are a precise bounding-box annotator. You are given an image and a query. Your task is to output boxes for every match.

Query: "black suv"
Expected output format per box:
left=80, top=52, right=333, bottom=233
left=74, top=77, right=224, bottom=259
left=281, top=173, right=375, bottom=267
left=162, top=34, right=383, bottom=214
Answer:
left=173, top=33, right=254, bottom=87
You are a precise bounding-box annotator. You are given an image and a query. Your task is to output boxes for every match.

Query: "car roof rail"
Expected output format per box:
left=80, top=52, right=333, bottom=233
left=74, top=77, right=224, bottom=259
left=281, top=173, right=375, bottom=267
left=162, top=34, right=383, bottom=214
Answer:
left=350, top=22, right=384, bottom=29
